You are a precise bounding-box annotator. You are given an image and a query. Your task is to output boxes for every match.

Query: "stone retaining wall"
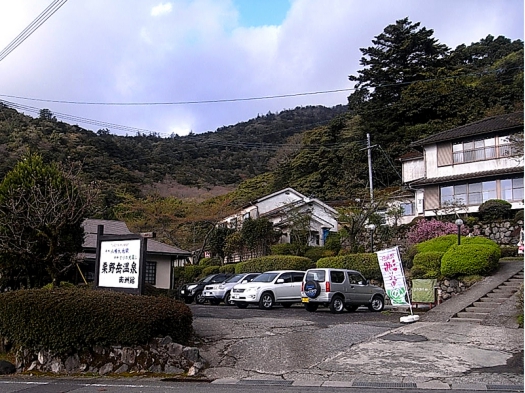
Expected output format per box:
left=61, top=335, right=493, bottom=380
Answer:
left=16, top=336, right=206, bottom=376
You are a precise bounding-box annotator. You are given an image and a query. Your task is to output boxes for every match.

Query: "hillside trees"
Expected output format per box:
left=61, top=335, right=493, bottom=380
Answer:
left=0, top=154, right=98, bottom=289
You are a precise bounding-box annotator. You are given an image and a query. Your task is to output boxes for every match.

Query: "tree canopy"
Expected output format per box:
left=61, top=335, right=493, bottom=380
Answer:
left=0, top=154, right=97, bottom=289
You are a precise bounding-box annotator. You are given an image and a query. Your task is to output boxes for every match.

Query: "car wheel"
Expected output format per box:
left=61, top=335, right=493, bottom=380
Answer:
left=304, top=303, right=318, bottom=312
left=345, top=305, right=359, bottom=312
left=195, top=291, right=206, bottom=305
left=368, top=295, right=384, bottom=312
left=304, top=280, right=321, bottom=298
left=329, top=295, right=345, bottom=314
left=235, top=302, right=248, bottom=309
left=209, top=299, right=220, bottom=305
left=184, top=297, right=193, bottom=304
left=281, top=303, right=292, bottom=308
left=225, top=291, right=235, bottom=306
left=259, top=292, right=275, bottom=310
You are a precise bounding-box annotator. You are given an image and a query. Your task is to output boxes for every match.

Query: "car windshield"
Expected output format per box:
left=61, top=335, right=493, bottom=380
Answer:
left=225, top=274, right=245, bottom=283
left=306, top=270, right=325, bottom=282
left=252, top=272, right=279, bottom=283
left=201, top=275, right=216, bottom=283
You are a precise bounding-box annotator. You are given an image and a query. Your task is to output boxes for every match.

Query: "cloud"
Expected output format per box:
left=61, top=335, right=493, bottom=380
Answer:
left=0, top=0, right=522, bottom=136
left=151, top=3, right=173, bottom=17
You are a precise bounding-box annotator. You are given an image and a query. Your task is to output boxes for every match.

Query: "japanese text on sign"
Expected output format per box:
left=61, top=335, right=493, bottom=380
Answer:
left=98, top=239, right=141, bottom=288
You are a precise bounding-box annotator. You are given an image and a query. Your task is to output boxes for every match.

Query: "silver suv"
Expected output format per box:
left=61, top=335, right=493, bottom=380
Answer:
left=301, top=268, right=385, bottom=313
left=230, top=270, right=305, bottom=310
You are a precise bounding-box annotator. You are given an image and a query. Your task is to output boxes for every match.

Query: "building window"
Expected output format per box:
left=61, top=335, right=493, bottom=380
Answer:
left=440, top=178, right=520, bottom=207
left=145, top=261, right=157, bottom=285
left=400, top=202, right=414, bottom=216
left=501, top=177, right=524, bottom=202
left=243, top=212, right=251, bottom=220
left=452, top=136, right=519, bottom=164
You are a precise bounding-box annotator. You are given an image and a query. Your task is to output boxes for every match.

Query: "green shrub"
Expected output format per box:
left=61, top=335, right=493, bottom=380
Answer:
left=478, top=199, right=512, bottom=221
left=304, top=247, right=336, bottom=262
left=219, top=263, right=237, bottom=274
left=416, top=234, right=458, bottom=253
left=198, top=257, right=221, bottom=267
left=235, top=255, right=314, bottom=273
left=183, top=265, right=204, bottom=282
left=499, top=244, right=519, bottom=258
left=441, top=244, right=500, bottom=277
left=515, top=209, right=524, bottom=222
left=324, top=233, right=341, bottom=254
left=316, top=254, right=381, bottom=281
left=0, top=287, right=193, bottom=354
left=42, top=281, right=75, bottom=289
left=411, top=252, right=444, bottom=279
left=270, top=243, right=297, bottom=255
left=202, top=266, right=220, bottom=276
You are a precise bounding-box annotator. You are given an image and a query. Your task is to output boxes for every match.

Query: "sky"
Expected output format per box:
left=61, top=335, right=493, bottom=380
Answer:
left=0, top=0, right=523, bottom=137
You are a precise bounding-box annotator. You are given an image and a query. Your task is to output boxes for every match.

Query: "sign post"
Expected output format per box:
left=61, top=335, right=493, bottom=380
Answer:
left=94, top=225, right=147, bottom=295
left=376, top=246, right=419, bottom=323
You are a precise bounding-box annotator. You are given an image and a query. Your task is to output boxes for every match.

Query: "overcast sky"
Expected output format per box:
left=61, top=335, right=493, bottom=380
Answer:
left=0, top=0, right=523, bottom=136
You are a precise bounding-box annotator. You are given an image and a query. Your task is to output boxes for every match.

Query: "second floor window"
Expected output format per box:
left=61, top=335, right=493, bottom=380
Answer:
left=452, top=135, right=517, bottom=164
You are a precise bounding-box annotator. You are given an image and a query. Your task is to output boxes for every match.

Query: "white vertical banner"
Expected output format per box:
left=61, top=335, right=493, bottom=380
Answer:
left=376, top=246, right=409, bottom=306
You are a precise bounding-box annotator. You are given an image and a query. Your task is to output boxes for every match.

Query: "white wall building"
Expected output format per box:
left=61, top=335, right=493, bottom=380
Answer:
left=399, top=112, right=524, bottom=221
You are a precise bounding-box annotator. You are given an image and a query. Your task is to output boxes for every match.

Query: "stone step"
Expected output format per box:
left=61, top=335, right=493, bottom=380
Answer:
left=473, top=301, right=503, bottom=307
left=466, top=306, right=495, bottom=313
left=449, top=317, right=483, bottom=323
left=502, top=279, right=523, bottom=285
left=478, top=297, right=505, bottom=304
left=456, top=311, right=489, bottom=319
left=484, top=293, right=512, bottom=300
left=493, top=287, right=518, bottom=293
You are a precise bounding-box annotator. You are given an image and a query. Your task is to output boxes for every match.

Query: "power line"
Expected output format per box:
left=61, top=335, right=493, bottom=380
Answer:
left=0, top=0, right=68, bottom=62
left=0, top=88, right=353, bottom=106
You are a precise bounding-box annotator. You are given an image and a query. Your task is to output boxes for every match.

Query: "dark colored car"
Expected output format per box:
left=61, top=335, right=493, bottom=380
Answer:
left=179, top=273, right=233, bottom=304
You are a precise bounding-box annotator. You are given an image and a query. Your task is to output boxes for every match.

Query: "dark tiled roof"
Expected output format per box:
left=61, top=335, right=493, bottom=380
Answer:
left=407, top=167, right=523, bottom=186
left=399, top=150, right=424, bottom=161
left=82, top=219, right=190, bottom=255
left=410, top=112, right=524, bottom=147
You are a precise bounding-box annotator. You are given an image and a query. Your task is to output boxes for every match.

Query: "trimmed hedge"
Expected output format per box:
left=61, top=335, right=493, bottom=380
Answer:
left=0, top=287, right=193, bottom=355
left=235, top=255, right=314, bottom=273
left=441, top=244, right=501, bottom=277
left=219, top=264, right=237, bottom=274
left=304, top=247, right=336, bottom=262
left=270, top=243, right=297, bottom=255
left=411, top=251, right=444, bottom=279
left=199, top=257, right=222, bottom=267
left=183, top=265, right=204, bottom=282
left=202, top=265, right=220, bottom=275
left=316, top=254, right=381, bottom=281
left=416, top=234, right=458, bottom=254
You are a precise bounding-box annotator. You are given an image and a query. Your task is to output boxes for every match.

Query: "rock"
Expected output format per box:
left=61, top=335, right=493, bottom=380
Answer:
left=115, top=364, right=129, bottom=373
left=99, top=362, right=114, bottom=375
left=0, top=360, right=16, bottom=374
left=121, top=347, right=136, bottom=365
left=65, top=354, right=80, bottom=372
left=182, top=347, right=200, bottom=363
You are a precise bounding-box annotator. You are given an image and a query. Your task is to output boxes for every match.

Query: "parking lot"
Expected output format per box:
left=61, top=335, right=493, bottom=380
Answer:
left=189, top=301, right=405, bottom=381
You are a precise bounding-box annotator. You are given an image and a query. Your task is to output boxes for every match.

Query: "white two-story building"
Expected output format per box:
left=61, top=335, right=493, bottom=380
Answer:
left=220, top=187, right=339, bottom=250
left=400, top=112, right=523, bottom=220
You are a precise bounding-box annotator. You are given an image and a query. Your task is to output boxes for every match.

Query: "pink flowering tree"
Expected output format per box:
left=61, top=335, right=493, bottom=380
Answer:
left=407, top=219, right=470, bottom=246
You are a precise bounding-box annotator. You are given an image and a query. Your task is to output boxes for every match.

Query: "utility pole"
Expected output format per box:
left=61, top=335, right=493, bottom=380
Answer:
left=366, top=133, right=375, bottom=204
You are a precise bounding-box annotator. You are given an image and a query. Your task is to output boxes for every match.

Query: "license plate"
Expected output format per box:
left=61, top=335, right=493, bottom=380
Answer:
left=204, top=292, right=212, bottom=296
left=301, top=297, right=309, bottom=303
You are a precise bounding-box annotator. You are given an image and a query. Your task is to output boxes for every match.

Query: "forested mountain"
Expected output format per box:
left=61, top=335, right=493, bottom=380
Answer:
left=0, top=103, right=346, bottom=199
left=0, top=18, right=522, bottom=251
